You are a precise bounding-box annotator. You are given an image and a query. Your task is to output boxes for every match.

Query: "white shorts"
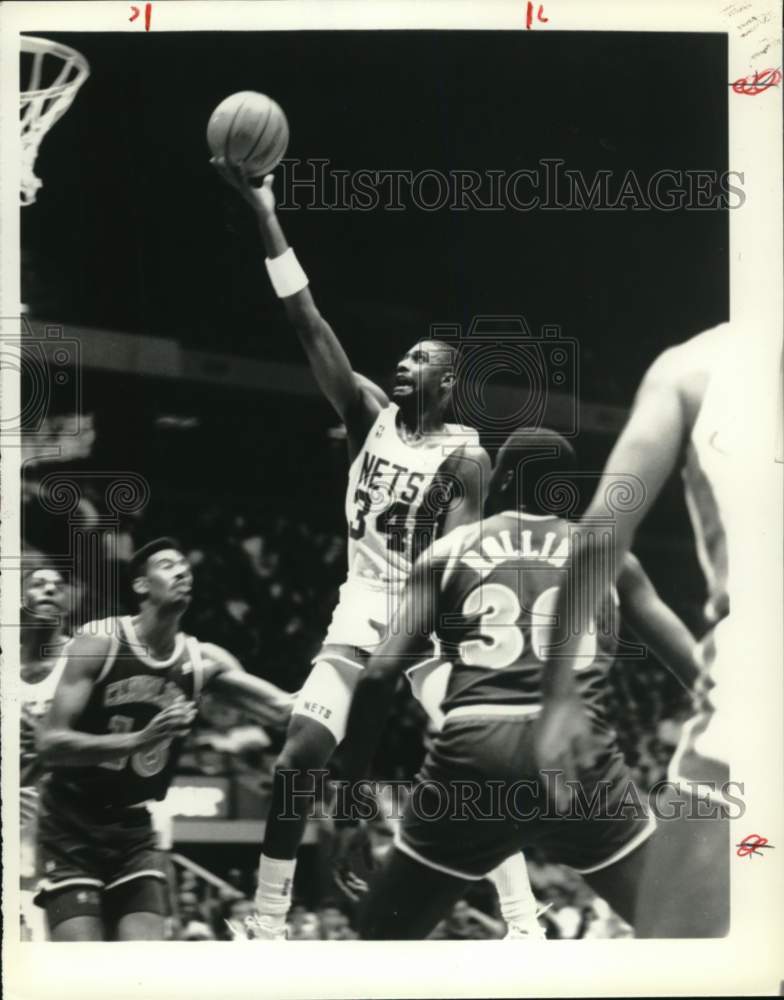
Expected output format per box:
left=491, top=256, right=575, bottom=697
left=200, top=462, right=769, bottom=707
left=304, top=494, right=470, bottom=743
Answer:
left=321, top=578, right=400, bottom=651
left=293, top=577, right=439, bottom=741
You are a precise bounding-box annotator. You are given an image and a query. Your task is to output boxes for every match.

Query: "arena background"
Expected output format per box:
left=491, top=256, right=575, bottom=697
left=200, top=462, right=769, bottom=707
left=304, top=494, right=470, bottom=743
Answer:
left=20, top=29, right=728, bottom=940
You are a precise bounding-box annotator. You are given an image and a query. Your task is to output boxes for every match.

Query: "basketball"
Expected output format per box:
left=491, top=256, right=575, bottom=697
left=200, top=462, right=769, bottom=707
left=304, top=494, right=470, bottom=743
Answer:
left=206, top=91, right=289, bottom=176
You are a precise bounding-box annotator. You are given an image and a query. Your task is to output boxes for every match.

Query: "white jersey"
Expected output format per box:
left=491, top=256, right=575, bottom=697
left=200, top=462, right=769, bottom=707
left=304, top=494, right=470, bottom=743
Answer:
left=21, top=650, right=69, bottom=798
left=344, top=403, right=479, bottom=592
left=298, top=405, right=479, bottom=740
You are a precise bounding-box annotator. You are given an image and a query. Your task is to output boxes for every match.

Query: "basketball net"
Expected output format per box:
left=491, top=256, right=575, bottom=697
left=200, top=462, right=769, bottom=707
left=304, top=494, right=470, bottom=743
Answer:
left=20, top=37, right=90, bottom=206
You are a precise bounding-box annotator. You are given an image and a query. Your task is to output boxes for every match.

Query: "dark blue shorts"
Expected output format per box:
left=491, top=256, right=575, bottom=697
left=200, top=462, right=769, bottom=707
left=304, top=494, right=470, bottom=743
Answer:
left=34, top=782, right=166, bottom=905
left=397, top=709, right=656, bottom=880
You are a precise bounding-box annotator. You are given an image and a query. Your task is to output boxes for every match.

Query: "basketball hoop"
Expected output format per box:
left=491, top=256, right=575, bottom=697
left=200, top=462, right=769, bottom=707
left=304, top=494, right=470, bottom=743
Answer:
left=20, top=37, right=90, bottom=206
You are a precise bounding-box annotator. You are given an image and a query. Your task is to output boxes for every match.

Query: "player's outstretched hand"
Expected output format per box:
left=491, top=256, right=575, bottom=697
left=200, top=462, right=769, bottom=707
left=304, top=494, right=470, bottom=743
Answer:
left=534, top=696, right=601, bottom=812
left=331, top=819, right=374, bottom=904
left=210, top=157, right=276, bottom=216
left=142, top=701, right=197, bottom=744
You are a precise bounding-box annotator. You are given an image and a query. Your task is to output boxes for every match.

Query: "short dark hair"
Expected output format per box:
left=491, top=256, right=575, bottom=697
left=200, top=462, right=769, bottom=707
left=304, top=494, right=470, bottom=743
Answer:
left=129, top=537, right=183, bottom=579
left=489, top=426, right=577, bottom=515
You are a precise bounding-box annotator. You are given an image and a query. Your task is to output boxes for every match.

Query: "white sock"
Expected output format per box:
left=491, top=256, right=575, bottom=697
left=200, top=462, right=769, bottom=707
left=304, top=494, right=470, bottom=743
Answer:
left=254, top=854, right=296, bottom=923
left=490, top=854, right=539, bottom=926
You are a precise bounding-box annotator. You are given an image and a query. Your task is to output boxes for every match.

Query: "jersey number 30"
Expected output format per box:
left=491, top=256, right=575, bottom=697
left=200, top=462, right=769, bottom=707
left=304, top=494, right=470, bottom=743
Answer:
left=459, top=583, right=597, bottom=671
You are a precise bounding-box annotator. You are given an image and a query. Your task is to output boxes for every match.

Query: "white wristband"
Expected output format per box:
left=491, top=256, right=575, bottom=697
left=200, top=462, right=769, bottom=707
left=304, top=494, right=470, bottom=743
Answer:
left=265, top=248, right=309, bottom=298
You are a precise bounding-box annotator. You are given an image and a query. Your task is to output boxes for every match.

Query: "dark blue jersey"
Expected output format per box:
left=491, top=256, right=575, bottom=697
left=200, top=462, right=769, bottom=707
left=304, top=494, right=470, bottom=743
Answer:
left=47, top=616, right=204, bottom=807
left=431, top=512, right=618, bottom=718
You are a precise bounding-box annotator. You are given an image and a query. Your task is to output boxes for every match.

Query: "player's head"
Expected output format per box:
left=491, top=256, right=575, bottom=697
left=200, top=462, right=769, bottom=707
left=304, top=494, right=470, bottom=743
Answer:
left=393, top=339, right=457, bottom=413
left=487, top=426, right=577, bottom=516
left=130, top=537, right=192, bottom=612
left=21, top=564, right=68, bottom=625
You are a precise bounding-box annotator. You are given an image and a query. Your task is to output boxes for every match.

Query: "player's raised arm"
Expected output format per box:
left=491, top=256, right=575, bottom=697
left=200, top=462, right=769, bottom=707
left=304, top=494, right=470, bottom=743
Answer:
left=213, top=165, right=382, bottom=444
left=39, top=632, right=196, bottom=766
left=583, top=347, right=688, bottom=575
left=340, top=550, right=443, bottom=784
left=617, top=553, right=700, bottom=693
left=199, top=641, right=294, bottom=728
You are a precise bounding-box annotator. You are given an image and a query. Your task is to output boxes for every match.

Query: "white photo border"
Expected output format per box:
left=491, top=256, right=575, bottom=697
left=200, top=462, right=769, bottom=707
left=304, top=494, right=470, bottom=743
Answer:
left=1, top=1, right=781, bottom=997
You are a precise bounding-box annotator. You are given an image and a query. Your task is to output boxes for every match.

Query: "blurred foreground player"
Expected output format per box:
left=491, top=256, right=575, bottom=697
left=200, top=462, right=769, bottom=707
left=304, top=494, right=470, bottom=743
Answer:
left=537, top=324, right=755, bottom=936
left=213, top=165, right=490, bottom=939
left=339, top=429, right=700, bottom=938
left=20, top=565, right=71, bottom=940
left=35, top=538, right=292, bottom=941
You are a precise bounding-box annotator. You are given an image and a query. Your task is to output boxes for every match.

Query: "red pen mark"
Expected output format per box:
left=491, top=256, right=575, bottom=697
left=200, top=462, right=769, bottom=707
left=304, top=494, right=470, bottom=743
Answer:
left=731, top=67, right=781, bottom=95
left=129, top=3, right=152, bottom=30
left=525, top=2, right=549, bottom=29
left=736, top=833, right=775, bottom=858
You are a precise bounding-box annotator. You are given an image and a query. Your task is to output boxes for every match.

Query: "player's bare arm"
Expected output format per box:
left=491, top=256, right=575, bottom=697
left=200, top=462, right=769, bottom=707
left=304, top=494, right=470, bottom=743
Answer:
left=199, top=641, right=294, bottom=728
left=212, top=165, right=381, bottom=449
left=39, top=632, right=196, bottom=766
left=583, top=348, right=690, bottom=574
left=340, top=551, right=443, bottom=783
left=439, top=443, right=491, bottom=538
left=617, top=552, right=700, bottom=693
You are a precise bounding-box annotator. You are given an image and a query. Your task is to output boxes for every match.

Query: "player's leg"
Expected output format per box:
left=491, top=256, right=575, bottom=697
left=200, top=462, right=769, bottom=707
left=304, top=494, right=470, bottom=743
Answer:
left=254, top=654, right=362, bottom=938
left=50, top=916, right=105, bottom=941
left=488, top=853, right=545, bottom=939
left=359, top=716, right=525, bottom=939
left=98, top=810, right=170, bottom=940
left=34, top=795, right=109, bottom=940
left=261, top=712, right=338, bottom=859
left=105, top=876, right=168, bottom=941
left=37, top=884, right=105, bottom=941
left=580, top=835, right=652, bottom=927
left=357, top=845, right=470, bottom=939
left=537, top=740, right=659, bottom=929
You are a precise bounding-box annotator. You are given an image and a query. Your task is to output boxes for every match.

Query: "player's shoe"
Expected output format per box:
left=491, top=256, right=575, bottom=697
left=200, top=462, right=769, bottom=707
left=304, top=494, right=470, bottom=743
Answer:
left=244, top=915, right=288, bottom=941
left=503, top=904, right=551, bottom=940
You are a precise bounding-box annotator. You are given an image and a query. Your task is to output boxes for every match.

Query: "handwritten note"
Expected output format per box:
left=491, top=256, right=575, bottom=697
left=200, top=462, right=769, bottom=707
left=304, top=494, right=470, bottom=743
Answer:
left=129, top=3, right=153, bottom=31
left=721, top=2, right=781, bottom=66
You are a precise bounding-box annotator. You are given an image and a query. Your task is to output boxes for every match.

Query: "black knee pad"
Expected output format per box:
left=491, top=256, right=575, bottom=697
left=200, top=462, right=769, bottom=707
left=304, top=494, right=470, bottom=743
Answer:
left=104, top=875, right=167, bottom=924
left=42, top=884, right=103, bottom=929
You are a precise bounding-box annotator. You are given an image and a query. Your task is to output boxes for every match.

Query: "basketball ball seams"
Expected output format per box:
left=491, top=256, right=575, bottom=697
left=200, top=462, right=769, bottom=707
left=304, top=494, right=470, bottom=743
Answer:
left=240, top=99, right=274, bottom=166
left=223, top=96, right=248, bottom=164
left=245, top=118, right=288, bottom=175
left=207, top=91, right=289, bottom=177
